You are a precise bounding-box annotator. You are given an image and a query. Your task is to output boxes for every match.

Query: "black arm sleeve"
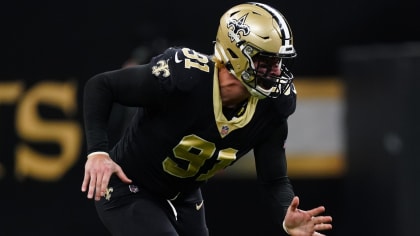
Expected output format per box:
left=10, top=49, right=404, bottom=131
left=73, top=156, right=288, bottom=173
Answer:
left=254, top=120, right=295, bottom=234
left=83, top=64, right=163, bottom=153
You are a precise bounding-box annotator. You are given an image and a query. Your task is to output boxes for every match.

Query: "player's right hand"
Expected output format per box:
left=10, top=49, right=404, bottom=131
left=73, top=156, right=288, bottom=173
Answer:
left=283, top=196, right=333, bottom=236
left=81, top=152, right=132, bottom=201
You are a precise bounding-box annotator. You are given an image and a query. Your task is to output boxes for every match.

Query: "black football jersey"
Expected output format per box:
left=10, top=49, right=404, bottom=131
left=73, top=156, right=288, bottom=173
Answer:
left=84, top=46, right=296, bottom=199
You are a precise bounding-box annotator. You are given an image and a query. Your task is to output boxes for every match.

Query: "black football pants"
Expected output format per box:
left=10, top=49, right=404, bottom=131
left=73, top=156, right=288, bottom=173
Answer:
left=94, top=180, right=209, bottom=236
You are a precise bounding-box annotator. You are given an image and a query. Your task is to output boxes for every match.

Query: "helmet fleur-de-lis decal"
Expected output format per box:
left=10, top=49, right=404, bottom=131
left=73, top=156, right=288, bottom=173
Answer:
left=227, top=13, right=250, bottom=42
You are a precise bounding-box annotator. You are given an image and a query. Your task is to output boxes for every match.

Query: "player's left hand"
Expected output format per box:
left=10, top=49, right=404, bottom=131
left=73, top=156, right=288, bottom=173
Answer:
left=283, top=196, right=333, bottom=236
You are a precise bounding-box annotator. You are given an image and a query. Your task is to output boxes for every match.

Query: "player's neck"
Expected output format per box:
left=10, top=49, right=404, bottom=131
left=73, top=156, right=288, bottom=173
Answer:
left=218, top=67, right=251, bottom=108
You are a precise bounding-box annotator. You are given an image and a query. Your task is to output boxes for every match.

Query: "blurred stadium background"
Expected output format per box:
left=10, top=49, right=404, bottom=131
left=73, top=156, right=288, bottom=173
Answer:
left=1, top=0, right=419, bottom=235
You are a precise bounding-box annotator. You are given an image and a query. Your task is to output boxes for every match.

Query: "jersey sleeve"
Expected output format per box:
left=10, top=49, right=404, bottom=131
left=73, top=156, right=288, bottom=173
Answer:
left=83, top=64, right=163, bottom=154
left=84, top=46, right=213, bottom=154
left=253, top=119, right=295, bottom=233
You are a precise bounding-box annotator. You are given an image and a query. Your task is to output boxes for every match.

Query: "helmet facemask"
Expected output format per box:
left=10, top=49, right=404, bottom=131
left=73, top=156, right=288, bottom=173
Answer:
left=240, top=44, right=295, bottom=99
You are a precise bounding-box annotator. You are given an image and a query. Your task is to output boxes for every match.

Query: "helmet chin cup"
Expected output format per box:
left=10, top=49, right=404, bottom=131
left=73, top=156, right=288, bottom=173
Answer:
left=250, top=89, right=267, bottom=99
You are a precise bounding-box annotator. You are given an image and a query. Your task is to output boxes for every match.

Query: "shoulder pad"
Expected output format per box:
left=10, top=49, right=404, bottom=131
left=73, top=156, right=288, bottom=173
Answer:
left=149, top=47, right=214, bottom=92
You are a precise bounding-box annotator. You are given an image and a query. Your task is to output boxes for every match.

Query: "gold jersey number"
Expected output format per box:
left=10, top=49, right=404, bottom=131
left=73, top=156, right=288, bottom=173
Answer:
left=163, top=134, right=237, bottom=181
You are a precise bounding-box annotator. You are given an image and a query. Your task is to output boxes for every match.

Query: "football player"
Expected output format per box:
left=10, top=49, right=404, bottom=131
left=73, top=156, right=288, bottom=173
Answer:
left=81, top=2, right=333, bottom=236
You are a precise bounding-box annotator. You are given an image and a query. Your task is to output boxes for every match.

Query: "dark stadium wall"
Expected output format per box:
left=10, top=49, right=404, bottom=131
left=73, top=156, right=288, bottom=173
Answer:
left=340, top=43, right=420, bottom=236
left=1, top=0, right=419, bottom=235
